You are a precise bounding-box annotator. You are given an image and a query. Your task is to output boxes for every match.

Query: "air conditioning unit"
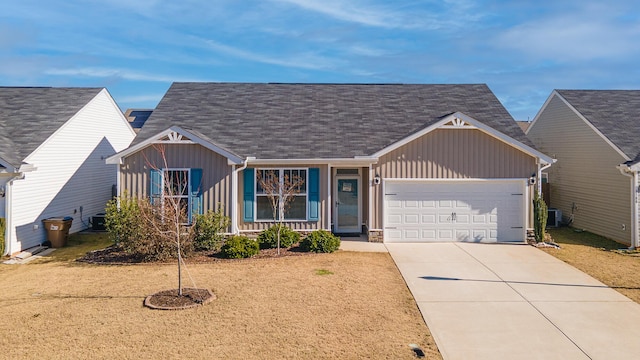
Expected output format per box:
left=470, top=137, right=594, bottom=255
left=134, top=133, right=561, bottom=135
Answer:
left=547, top=208, right=562, bottom=227
left=92, top=213, right=106, bottom=231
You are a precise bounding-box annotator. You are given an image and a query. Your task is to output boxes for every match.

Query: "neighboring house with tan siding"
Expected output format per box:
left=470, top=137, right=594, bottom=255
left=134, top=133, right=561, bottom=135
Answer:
left=526, top=90, right=640, bottom=247
left=107, top=83, right=552, bottom=243
left=0, top=87, right=136, bottom=255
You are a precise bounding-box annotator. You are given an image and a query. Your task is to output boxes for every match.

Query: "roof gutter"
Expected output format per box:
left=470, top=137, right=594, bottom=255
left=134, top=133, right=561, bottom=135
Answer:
left=617, top=164, right=638, bottom=249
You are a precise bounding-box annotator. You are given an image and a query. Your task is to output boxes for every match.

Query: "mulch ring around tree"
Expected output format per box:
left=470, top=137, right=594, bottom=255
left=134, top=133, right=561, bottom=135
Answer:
left=144, top=288, right=216, bottom=310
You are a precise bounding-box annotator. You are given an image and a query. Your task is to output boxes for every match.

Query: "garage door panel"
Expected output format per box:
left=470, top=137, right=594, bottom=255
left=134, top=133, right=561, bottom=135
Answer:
left=472, top=214, right=487, bottom=224
left=422, top=200, right=436, bottom=208
left=404, top=214, right=420, bottom=224
left=421, top=214, right=436, bottom=224
left=387, top=214, right=402, bottom=225
left=384, top=180, right=525, bottom=243
left=404, top=229, right=420, bottom=240
left=472, top=230, right=487, bottom=241
left=421, top=229, right=436, bottom=240
left=405, top=200, right=419, bottom=208
left=455, top=214, right=470, bottom=224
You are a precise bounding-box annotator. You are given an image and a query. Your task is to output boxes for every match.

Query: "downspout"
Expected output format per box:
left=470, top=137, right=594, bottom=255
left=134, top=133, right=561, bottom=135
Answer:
left=368, top=163, right=373, bottom=236
left=618, top=166, right=638, bottom=249
left=3, top=174, right=23, bottom=256
left=537, top=162, right=552, bottom=195
left=327, top=164, right=332, bottom=231
left=232, top=157, right=251, bottom=235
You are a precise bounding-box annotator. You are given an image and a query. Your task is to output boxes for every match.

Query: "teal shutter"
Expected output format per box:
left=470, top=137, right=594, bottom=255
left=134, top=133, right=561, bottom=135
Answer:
left=150, top=169, right=162, bottom=205
left=243, top=168, right=255, bottom=222
left=308, top=168, right=320, bottom=221
left=190, top=168, right=203, bottom=222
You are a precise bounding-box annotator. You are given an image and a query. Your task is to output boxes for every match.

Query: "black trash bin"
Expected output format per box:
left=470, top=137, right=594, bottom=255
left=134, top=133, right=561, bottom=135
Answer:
left=42, top=216, right=73, bottom=248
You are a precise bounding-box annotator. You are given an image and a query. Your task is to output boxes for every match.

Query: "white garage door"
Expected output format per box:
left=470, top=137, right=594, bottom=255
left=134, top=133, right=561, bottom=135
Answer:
left=384, top=180, right=526, bottom=243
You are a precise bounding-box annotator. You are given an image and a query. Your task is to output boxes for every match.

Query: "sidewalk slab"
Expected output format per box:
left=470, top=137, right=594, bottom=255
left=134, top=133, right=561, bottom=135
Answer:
left=339, top=239, right=387, bottom=252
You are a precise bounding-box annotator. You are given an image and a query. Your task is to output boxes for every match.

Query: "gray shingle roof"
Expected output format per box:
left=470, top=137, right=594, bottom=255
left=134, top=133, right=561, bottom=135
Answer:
left=556, top=90, right=640, bottom=161
left=0, top=87, right=103, bottom=168
left=135, top=83, right=531, bottom=159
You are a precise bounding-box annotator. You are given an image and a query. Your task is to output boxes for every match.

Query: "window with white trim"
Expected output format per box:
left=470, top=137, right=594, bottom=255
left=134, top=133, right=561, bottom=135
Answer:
left=256, top=168, right=307, bottom=221
left=150, top=167, right=203, bottom=224
left=163, top=169, right=190, bottom=223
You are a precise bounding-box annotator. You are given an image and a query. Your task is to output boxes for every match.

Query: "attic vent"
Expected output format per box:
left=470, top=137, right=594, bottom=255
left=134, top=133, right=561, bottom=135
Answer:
left=167, top=131, right=183, bottom=142
left=155, top=131, right=195, bottom=145
left=452, top=117, right=465, bottom=126
left=440, top=117, right=476, bottom=129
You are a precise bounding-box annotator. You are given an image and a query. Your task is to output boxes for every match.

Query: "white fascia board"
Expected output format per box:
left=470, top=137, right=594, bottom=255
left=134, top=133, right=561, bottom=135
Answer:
left=540, top=91, right=630, bottom=161
left=106, top=126, right=244, bottom=165
left=246, top=158, right=378, bottom=166
left=372, top=112, right=554, bottom=165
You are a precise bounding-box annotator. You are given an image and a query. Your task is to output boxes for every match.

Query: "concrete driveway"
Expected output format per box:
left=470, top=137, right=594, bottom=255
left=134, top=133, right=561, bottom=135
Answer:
left=386, top=242, right=640, bottom=360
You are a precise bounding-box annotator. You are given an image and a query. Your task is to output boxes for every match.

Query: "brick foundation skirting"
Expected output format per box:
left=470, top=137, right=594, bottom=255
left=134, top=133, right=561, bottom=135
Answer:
left=367, top=230, right=384, bottom=243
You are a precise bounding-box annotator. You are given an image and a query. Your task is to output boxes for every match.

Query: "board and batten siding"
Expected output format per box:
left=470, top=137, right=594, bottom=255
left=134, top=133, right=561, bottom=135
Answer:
left=371, top=128, right=537, bottom=229
left=238, top=165, right=328, bottom=231
left=527, top=95, right=631, bottom=244
left=120, top=144, right=233, bottom=219
left=8, top=90, right=136, bottom=252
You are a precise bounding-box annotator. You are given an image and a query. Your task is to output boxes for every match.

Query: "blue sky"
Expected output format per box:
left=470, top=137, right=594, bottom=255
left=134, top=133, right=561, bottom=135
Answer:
left=1, top=0, right=639, bottom=120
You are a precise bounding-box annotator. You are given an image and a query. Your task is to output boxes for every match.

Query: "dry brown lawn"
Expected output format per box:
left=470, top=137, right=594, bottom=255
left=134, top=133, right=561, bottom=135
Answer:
left=0, top=235, right=440, bottom=359
left=541, top=227, right=640, bottom=303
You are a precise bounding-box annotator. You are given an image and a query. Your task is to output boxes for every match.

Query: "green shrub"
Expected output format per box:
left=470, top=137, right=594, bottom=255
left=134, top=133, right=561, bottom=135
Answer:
left=193, top=206, right=230, bottom=251
left=105, top=194, right=194, bottom=261
left=0, top=217, right=5, bottom=256
left=105, top=193, right=142, bottom=250
left=220, top=235, right=259, bottom=259
left=533, top=190, right=548, bottom=243
left=301, top=230, right=341, bottom=253
left=257, top=224, right=300, bottom=249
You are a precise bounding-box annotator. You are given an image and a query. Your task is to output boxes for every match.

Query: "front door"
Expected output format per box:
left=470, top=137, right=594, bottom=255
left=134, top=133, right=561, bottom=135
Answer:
left=335, top=177, right=360, bottom=233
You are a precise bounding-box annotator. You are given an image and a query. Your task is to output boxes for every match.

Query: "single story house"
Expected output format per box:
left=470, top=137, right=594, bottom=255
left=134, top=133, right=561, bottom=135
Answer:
left=1, top=87, right=136, bottom=255
left=526, top=90, right=640, bottom=247
left=107, top=83, right=552, bottom=243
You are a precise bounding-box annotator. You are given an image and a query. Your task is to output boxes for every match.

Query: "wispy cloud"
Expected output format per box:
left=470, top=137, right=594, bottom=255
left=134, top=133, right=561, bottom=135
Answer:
left=201, top=38, right=343, bottom=70
left=495, top=4, right=640, bottom=62
left=44, top=67, right=204, bottom=83
left=271, top=0, right=413, bottom=28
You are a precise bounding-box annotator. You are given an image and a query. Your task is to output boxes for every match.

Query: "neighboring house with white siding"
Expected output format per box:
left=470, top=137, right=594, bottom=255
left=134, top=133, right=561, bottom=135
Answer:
left=0, top=87, right=136, bottom=255
left=526, top=90, right=640, bottom=247
left=108, top=83, right=552, bottom=244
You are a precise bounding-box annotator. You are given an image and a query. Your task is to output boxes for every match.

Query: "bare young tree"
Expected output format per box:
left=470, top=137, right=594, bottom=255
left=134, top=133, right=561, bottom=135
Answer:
left=141, top=144, right=199, bottom=296
left=257, top=169, right=304, bottom=255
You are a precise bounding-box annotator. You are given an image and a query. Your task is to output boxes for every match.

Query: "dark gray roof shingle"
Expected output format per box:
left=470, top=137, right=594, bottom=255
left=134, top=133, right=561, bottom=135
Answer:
left=556, top=90, right=640, bottom=161
left=135, top=83, right=531, bottom=159
left=0, top=87, right=103, bottom=168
